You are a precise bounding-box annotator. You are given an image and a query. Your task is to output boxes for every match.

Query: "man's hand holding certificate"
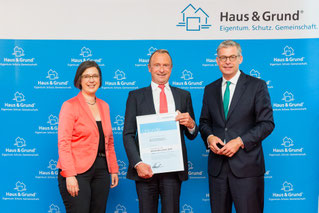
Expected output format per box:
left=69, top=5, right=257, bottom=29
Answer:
left=175, top=110, right=196, bottom=132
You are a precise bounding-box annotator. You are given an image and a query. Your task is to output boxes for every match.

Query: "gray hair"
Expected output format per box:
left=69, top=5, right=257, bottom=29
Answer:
left=217, top=40, right=242, bottom=56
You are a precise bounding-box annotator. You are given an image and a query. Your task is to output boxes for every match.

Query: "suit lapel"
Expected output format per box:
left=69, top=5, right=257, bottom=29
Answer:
left=227, top=71, right=248, bottom=120
left=144, top=86, right=156, bottom=114
left=171, top=86, right=180, bottom=111
left=97, top=100, right=107, bottom=131
left=77, top=92, right=98, bottom=129
left=213, top=78, right=225, bottom=122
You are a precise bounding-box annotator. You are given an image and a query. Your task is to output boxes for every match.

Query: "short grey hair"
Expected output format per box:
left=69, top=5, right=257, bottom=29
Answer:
left=217, top=40, right=242, bottom=56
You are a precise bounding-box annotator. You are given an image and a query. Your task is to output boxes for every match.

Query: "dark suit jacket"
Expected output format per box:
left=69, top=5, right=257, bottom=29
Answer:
left=199, top=71, right=274, bottom=178
left=123, top=85, right=198, bottom=181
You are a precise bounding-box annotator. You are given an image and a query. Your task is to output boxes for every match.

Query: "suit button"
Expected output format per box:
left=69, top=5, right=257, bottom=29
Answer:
left=225, top=128, right=228, bottom=131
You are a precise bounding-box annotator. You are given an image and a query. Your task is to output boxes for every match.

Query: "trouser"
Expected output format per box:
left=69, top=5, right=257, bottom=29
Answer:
left=58, top=156, right=110, bottom=213
left=209, top=160, right=264, bottom=213
left=135, top=172, right=182, bottom=213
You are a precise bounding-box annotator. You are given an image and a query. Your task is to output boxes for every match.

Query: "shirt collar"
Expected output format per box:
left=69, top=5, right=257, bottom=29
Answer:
left=222, top=70, right=241, bottom=86
left=151, top=81, right=170, bottom=91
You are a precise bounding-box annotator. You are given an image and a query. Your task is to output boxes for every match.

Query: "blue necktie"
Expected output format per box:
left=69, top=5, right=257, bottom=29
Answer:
left=223, top=81, right=231, bottom=119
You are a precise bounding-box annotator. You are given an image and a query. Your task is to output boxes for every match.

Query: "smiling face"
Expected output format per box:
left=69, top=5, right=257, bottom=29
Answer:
left=80, top=67, right=100, bottom=96
left=216, top=46, right=243, bottom=80
left=148, top=52, right=172, bottom=85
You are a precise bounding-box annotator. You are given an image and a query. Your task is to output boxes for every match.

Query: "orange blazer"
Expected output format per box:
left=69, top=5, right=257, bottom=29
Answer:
left=57, top=92, right=119, bottom=177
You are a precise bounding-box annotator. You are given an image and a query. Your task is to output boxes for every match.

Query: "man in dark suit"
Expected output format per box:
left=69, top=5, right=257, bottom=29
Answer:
left=199, top=40, right=275, bottom=213
left=123, top=49, right=198, bottom=213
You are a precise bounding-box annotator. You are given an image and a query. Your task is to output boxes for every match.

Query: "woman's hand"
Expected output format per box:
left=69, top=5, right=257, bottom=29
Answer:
left=110, top=174, right=119, bottom=188
left=66, top=176, right=79, bottom=197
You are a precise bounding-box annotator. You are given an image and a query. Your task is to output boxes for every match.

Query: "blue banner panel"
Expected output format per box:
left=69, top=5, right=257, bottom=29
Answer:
left=0, top=39, right=318, bottom=212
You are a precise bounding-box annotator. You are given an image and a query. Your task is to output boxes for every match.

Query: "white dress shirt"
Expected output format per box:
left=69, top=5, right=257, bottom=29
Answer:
left=135, top=82, right=194, bottom=168
left=207, top=70, right=244, bottom=148
left=222, top=70, right=241, bottom=110
left=151, top=81, right=175, bottom=113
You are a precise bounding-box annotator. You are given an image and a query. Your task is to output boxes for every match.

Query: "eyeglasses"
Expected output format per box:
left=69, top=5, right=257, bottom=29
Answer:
left=82, top=74, right=100, bottom=80
left=218, top=55, right=239, bottom=62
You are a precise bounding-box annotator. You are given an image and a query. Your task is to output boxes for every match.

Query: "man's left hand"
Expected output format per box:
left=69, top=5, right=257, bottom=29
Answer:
left=175, top=110, right=195, bottom=129
left=218, top=137, right=243, bottom=157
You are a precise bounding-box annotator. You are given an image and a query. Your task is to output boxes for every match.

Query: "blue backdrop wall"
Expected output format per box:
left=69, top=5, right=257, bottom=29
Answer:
left=1, top=0, right=319, bottom=212
left=0, top=38, right=318, bottom=212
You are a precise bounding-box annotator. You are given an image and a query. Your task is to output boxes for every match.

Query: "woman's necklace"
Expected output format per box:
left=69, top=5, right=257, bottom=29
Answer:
left=86, top=97, right=96, bottom=105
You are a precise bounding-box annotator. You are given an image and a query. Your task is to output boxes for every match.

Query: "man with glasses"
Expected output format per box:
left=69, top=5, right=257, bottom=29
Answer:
left=199, top=40, right=274, bottom=213
left=123, top=49, right=198, bottom=213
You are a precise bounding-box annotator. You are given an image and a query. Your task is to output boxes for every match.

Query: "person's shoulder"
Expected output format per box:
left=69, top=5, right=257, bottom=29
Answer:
left=63, top=96, right=78, bottom=105
left=205, top=77, right=222, bottom=89
left=170, top=86, right=190, bottom=95
left=128, top=86, right=150, bottom=96
left=242, top=72, right=266, bottom=85
left=60, top=96, right=79, bottom=112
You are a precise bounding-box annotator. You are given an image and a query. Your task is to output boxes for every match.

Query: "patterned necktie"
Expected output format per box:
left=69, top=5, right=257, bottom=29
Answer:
left=223, top=81, right=231, bottom=119
left=158, top=85, right=168, bottom=113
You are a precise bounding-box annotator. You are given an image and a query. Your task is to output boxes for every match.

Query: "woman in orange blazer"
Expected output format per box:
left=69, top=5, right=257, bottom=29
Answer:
left=57, top=60, right=119, bottom=213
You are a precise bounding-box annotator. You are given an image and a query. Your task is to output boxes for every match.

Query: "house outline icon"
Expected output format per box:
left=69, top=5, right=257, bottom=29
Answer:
left=177, top=4, right=211, bottom=31
left=181, top=70, right=194, bottom=80
left=14, top=181, right=27, bottom=192
left=282, top=137, right=294, bottom=147
left=282, top=46, right=294, bottom=57
left=13, top=46, right=25, bottom=57
left=48, top=160, right=58, bottom=170
left=181, top=204, right=194, bottom=213
left=250, top=69, right=261, bottom=79
left=46, top=69, right=59, bottom=81
left=13, top=92, right=26, bottom=102
left=48, top=114, right=59, bottom=125
left=282, top=91, right=294, bottom=102
left=147, top=47, right=157, bottom=56
left=14, top=137, right=26, bottom=148
left=48, top=204, right=60, bottom=213
left=117, top=160, right=127, bottom=171
left=114, top=204, right=127, bottom=213
left=114, top=115, right=124, bottom=125
left=281, top=181, right=293, bottom=192
left=80, top=47, right=92, bottom=57
left=114, top=70, right=126, bottom=80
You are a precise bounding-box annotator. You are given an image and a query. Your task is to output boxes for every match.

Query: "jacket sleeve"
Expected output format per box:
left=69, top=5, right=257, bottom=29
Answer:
left=104, top=103, right=119, bottom=173
left=58, top=101, right=77, bottom=177
left=199, top=86, right=214, bottom=149
left=240, top=81, right=275, bottom=151
left=123, top=91, right=142, bottom=167
left=184, top=91, right=199, bottom=140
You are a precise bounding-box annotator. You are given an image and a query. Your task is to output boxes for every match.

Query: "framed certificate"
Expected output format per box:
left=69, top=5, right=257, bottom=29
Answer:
left=136, top=112, right=184, bottom=174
